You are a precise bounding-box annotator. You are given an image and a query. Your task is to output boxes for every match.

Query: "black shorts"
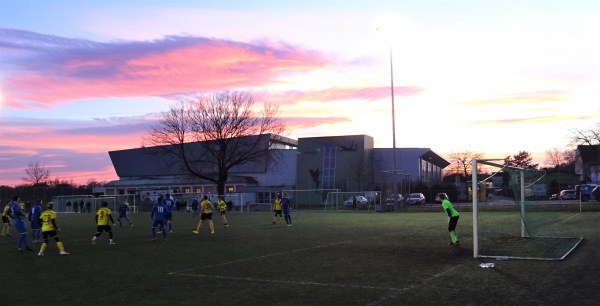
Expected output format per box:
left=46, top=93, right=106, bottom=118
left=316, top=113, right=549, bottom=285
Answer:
left=42, top=230, right=58, bottom=240
left=2, top=216, right=9, bottom=223
left=274, top=209, right=282, bottom=215
left=448, top=216, right=459, bottom=232
left=200, top=213, right=213, bottom=220
left=220, top=211, right=226, bottom=216
left=96, top=225, right=112, bottom=233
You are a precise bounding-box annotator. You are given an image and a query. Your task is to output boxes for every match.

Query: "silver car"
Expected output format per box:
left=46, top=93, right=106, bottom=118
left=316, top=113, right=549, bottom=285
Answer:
left=406, top=193, right=426, bottom=205
left=344, top=195, right=368, bottom=207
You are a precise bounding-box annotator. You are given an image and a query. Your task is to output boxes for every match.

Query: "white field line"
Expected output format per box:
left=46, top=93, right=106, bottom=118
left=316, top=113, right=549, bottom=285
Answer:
left=168, top=235, right=387, bottom=275
left=364, top=265, right=461, bottom=306
left=169, top=233, right=462, bottom=301
left=176, top=273, right=406, bottom=292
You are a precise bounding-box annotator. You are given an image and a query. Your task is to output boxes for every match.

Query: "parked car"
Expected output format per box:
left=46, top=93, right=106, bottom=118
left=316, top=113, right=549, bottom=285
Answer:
left=435, top=193, right=448, bottom=202
left=575, top=184, right=599, bottom=202
left=558, top=190, right=576, bottom=200
left=592, top=186, right=600, bottom=202
left=405, top=193, right=426, bottom=205
left=384, top=194, right=404, bottom=205
left=549, top=193, right=558, bottom=200
left=344, top=195, right=368, bottom=207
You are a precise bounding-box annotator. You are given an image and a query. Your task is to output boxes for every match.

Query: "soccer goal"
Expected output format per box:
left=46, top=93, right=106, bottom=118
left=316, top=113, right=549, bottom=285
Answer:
left=325, top=191, right=381, bottom=211
left=281, top=189, right=340, bottom=210
left=472, top=159, right=583, bottom=260
left=100, top=194, right=137, bottom=212
left=53, top=195, right=93, bottom=213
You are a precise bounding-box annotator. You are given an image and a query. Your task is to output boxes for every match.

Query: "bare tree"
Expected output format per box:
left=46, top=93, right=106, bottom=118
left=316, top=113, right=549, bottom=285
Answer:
left=545, top=148, right=564, bottom=168
left=545, top=147, right=576, bottom=169
left=563, top=149, right=577, bottom=166
left=22, top=161, right=50, bottom=186
left=447, top=150, right=484, bottom=178
left=570, top=123, right=600, bottom=146
left=144, top=91, right=285, bottom=196
left=570, top=123, right=600, bottom=167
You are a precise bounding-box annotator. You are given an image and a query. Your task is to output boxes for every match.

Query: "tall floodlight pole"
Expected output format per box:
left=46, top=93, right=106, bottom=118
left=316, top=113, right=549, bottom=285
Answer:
left=377, top=25, right=399, bottom=209
left=389, top=44, right=397, bottom=175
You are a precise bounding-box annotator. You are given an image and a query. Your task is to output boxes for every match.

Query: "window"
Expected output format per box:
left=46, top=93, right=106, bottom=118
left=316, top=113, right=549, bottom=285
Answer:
left=258, top=192, right=277, bottom=204
left=322, top=146, right=336, bottom=189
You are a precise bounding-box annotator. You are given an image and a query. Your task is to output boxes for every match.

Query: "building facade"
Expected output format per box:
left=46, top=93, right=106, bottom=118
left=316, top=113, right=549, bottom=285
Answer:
left=103, top=134, right=449, bottom=207
left=575, top=145, right=600, bottom=184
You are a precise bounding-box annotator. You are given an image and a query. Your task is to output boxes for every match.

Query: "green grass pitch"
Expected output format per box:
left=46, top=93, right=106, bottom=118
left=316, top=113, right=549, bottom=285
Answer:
left=1, top=210, right=600, bottom=305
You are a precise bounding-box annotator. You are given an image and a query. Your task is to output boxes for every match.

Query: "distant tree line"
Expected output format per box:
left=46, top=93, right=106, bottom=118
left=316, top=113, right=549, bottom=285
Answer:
left=1, top=160, right=106, bottom=205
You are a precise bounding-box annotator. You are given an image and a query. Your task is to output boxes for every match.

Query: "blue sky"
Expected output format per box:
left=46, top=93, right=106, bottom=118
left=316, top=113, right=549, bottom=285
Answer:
left=1, top=0, right=599, bottom=186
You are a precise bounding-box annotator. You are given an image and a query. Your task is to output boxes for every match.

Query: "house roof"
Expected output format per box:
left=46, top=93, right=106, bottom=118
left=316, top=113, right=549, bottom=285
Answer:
left=375, top=148, right=450, bottom=168
left=105, top=175, right=259, bottom=188
left=109, top=134, right=297, bottom=178
left=578, top=145, right=600, bottom=165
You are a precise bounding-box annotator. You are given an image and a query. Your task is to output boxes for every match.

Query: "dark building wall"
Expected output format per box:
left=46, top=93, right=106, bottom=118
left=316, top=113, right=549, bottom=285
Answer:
left=296, top=135, right=374, bottom=192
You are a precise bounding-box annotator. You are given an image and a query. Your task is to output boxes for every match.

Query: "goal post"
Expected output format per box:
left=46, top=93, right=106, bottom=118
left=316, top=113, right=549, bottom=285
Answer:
left=325, top=191, right=381, bottom=211
left=472, top=159, right=583, bottom=260
left=53, top=195, right=93, bottom=213
left=281, top=189, right=340, bottom=211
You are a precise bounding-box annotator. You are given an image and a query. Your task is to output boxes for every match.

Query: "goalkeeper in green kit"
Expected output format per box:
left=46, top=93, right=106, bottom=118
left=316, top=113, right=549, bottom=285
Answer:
left=440, top=193, right=460, bottom=246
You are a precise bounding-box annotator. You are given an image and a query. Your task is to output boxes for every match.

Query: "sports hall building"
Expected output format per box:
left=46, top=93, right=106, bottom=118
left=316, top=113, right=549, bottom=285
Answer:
left=103, top=134, right=449, bottom=208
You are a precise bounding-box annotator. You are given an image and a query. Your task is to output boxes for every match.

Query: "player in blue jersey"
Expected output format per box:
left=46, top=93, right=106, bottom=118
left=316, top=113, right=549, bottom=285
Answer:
left=162, top=194, right=175, bottom=233
left=29, top=199, right=43, bottom=242
left=116, top=200, right=133, bottom=227
left=150, top=200, right=168, bottom=242
left=191, top=197, right=199, bottom=218
left=8, top=195, right=33, bottom=252
left=281, top=193, right=292, bottom=227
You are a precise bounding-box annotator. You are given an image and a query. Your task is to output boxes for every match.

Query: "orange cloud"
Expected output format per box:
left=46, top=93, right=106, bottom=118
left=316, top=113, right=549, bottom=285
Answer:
left=456, top=91, right=570, bottom=108
left=277, top=86, right=423, bottom=104
left=468, top=114, right=598, bottom=126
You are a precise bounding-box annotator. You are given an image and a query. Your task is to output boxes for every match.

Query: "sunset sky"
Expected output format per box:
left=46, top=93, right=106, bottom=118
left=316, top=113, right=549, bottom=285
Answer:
left=1, top=0, right=599, bottom=187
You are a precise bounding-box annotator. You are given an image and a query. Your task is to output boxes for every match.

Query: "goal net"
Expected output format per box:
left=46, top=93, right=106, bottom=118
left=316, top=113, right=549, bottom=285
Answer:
left=281, top=189, right=340, bottom=210
left=52, top=195, right=93, bottom=213
left=472, top=159, right=583, bottom=260
left=100, top=194, right=137, bottom=212
left=325, top=191, right=381, bottom=211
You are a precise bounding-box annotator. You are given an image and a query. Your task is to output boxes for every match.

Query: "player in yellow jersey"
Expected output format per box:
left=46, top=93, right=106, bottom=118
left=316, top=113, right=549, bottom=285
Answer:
left=91, top=201, right=116, bottom=245
left=1, top=203, right=13, bottom=236
left=38, top=202, right=69, bottom=256
left=193, top=195, right=214, bottom=235
left=19, top=201, right=26, bottom=219
left=217, top=196, right=229, bottom=228
left=273, top=194, right=283, bottom=224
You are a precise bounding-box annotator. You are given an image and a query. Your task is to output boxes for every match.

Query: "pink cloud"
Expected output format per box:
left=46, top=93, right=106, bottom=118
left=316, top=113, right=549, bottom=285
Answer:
left=1, top=29, right=330, bottom=108
left=1, top=118, right=146, bottom=153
